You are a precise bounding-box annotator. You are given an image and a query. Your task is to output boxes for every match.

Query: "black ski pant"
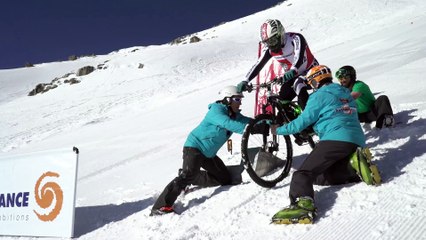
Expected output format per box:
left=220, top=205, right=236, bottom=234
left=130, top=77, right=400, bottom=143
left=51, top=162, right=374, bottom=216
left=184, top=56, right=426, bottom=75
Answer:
left=358, top=95, right=393, bottom=128
left=152, top=147, right=231, bottom=210
left=279, top=78, right=309, bottom=110
left=289, top=141, right=360, bottom=204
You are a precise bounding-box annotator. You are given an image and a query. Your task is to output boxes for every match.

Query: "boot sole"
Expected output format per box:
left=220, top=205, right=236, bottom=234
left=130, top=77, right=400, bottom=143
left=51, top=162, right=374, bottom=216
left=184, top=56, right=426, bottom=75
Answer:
left=362, top=148, right=382, bottom=185
left=272, top=216, right=313, bottom=224
left=370, top=164, right=382, bottom=185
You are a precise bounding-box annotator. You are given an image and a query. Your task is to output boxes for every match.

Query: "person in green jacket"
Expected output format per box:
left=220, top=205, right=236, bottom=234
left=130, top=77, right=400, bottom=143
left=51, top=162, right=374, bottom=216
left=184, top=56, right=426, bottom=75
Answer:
left=336, top=65, right=394, bottom=128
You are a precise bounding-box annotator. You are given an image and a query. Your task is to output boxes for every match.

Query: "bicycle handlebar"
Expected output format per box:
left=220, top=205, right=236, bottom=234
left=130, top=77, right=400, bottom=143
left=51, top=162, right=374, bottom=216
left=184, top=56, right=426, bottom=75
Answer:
left=246, top=77, right=281, bottom=92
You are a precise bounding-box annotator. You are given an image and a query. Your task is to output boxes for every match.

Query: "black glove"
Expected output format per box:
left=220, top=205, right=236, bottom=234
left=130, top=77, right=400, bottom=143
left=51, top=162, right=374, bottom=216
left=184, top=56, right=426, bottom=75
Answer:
left=251, top=122, right=270, bottom=135
left=272, top=76, right=284, bottom=84
left=237, top=81, right=249, bottom=92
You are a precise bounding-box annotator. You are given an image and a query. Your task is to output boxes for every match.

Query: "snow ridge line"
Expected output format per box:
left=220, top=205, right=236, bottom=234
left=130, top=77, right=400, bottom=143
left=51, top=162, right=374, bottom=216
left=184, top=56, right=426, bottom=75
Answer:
left=79, top=146, right=164, bottom=181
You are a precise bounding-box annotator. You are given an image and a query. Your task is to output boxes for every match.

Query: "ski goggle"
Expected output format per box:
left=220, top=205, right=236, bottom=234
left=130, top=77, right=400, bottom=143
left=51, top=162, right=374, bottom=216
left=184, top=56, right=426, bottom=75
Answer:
left=262, top=35, right=280, bottom=48
left=335, top=68, right=350, bottom=79
left=232, top=97, right=242, bottom=102
left=308, top=79, right=319, bottom=90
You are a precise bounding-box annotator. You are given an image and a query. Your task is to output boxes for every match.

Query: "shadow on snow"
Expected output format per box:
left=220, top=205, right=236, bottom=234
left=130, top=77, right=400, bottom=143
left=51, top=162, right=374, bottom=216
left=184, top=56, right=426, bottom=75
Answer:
left=365, top=109, right=426, bottom=183
left=73, top=197, right=154, bottom=237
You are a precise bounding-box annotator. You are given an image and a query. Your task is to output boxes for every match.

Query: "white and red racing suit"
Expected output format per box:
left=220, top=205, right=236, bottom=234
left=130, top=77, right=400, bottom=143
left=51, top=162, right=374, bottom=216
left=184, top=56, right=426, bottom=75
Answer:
left=244, top=32, right=319, bottom=110
left=245, top=32, right=318, bottom=81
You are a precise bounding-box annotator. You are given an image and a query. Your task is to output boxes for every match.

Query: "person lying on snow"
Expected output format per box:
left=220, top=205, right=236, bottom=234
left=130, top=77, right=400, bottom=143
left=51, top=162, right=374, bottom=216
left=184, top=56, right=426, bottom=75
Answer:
left=270, top=65, right=382, bottom=224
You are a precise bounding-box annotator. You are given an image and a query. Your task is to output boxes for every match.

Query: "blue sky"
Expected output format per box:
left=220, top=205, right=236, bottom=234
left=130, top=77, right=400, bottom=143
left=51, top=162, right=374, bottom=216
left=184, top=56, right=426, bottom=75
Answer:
left=0, top=0, right=280, bottom=69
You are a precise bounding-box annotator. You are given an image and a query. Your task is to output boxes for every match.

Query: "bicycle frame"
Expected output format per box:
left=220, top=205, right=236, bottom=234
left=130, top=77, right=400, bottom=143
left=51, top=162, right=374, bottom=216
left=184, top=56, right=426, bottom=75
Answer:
left=251, top=81, right=296, bottom=126
left=254, top=83, right=282, bottom=153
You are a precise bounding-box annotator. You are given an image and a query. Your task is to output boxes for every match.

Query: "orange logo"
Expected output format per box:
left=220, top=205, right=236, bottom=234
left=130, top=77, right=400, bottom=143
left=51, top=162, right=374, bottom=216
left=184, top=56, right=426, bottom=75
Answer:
left=33, top=171, right=63, bottom=221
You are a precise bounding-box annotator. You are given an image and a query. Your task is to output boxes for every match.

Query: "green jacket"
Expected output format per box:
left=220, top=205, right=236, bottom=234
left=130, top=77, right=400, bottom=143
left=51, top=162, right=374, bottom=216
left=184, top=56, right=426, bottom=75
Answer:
left=352, top=81, right=375, bottom=113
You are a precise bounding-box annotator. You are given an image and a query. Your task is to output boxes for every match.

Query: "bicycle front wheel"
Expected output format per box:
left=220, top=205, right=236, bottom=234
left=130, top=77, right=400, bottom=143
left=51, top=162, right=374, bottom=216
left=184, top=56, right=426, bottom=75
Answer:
left=241, top=114, right=293, bottom=188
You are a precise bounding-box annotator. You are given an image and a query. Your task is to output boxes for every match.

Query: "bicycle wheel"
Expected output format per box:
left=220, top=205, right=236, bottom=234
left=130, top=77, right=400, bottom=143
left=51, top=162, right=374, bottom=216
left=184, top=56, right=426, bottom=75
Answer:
left=241, top=114, right=293, bottom=188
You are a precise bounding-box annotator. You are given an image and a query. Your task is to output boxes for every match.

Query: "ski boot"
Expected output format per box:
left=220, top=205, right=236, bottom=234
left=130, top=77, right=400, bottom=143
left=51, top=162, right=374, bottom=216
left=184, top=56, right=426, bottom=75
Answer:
left=350, top=147, right=382, bottom=185
left=271, top=197, right=316, bottom=224
left=382, top=115, right=395, bottom=128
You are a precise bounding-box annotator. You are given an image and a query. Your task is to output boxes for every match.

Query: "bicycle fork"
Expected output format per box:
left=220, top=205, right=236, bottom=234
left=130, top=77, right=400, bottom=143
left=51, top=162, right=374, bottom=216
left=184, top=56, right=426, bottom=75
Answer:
left=263, top=99, right=280, bottom=153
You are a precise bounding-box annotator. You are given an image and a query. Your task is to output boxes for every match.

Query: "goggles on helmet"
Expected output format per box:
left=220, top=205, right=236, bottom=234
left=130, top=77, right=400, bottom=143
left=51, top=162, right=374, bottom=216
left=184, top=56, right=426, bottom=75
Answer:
left=335, top=68, right=350, bottom=79
left=231, top=97, right=242, bottom=102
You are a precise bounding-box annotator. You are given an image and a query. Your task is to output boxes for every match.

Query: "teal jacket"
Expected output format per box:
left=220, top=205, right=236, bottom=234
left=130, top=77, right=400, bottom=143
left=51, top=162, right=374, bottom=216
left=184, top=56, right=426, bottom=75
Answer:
left=276, top=83, right=365, bottom=147
left=184, top=102, right=252, bottom=158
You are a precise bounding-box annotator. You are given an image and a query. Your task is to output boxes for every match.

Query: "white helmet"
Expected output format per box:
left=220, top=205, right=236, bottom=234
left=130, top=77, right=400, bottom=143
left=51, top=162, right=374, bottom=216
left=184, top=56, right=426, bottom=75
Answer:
left=218, top=85, right=244, bottom=100
left=260, top=19, right=285, bottom=52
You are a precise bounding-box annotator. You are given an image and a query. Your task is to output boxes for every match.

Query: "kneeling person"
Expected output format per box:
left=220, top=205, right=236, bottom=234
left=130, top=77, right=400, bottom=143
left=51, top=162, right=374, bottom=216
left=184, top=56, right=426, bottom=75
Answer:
left=150, top=85, right=251, bottom=216
left=270, top=65, right=381, bottom=224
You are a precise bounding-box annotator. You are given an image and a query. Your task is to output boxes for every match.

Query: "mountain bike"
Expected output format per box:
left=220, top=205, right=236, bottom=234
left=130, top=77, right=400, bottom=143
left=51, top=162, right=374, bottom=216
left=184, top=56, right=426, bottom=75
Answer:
left=240, top=81, right=316, bottom=188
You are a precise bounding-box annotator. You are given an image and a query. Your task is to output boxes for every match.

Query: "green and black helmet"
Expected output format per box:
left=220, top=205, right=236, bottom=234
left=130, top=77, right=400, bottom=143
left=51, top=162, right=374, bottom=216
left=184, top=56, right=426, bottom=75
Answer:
left=335, top=65, right=357, bottom=82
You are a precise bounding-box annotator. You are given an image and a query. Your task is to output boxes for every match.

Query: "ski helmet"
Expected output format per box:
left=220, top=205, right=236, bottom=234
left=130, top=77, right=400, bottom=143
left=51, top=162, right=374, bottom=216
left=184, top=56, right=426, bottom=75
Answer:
left=306, top=65, right=333, bottom=89
left=218, top=85, right=244, bottom=101
left=260, top=19, right=285, bottom=52
left=335, top=65, right=357, bottom=82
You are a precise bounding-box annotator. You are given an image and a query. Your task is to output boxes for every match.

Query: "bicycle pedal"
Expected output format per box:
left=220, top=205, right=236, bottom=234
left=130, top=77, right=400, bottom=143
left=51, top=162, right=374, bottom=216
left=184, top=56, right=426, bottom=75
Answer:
left=268, top=146, right=279, bottom=152
left=294, top=138, right=305, bottom=146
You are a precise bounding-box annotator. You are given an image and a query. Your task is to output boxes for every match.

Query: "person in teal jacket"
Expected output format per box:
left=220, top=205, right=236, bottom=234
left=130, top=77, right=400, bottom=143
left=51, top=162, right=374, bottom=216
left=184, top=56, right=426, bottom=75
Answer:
left=270, top=65, right=380, bottom=225
left=151, top=85, right=252, bottom=216
left=184, top=102, right=250, bottom=158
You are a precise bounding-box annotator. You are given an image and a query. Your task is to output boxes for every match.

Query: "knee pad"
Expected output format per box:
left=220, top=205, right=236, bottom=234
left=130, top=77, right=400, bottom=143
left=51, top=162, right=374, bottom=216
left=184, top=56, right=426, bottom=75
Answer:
left=293, top=76, right=307, bottom=95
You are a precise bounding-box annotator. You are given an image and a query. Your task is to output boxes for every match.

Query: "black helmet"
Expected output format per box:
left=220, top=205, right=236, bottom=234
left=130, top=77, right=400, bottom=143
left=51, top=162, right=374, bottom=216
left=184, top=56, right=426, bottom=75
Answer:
left=335, top=65, right=356, bottom=82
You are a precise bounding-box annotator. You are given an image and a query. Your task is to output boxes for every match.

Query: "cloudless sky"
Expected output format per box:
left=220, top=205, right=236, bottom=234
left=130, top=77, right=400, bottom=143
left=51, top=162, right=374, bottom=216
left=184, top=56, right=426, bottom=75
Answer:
left=0, top=0, right=280, bottom=69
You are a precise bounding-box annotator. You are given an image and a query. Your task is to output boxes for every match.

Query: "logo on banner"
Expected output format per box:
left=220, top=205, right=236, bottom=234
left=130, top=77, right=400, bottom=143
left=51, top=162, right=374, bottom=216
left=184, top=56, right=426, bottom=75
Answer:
left=33, top=171, right=63, bottom=222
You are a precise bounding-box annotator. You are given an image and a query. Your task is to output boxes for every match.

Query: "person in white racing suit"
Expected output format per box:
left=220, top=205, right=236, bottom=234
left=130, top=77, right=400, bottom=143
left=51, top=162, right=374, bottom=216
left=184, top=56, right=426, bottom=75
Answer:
left=237, top=19, right=319, bottom=110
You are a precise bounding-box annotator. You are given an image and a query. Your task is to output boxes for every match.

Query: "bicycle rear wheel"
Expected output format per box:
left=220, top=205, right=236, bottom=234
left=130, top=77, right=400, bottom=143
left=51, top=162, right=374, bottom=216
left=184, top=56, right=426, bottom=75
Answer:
left=241, top=114, right=293, bottom=188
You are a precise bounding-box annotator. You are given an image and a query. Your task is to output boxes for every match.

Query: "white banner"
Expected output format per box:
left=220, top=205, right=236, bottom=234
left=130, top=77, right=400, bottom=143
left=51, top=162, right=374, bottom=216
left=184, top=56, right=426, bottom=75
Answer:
left=0, top=147, right=79, bottom=238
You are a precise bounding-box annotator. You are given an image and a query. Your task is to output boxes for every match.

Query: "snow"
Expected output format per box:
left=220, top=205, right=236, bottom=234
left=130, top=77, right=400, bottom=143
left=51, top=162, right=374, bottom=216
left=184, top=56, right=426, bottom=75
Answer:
left=1, top=0, right=426, bottom=239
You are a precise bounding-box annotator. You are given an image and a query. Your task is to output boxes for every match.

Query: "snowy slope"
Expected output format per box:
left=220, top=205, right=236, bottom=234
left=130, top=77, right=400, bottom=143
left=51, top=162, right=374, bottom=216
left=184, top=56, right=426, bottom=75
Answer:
left=1, top=0, right=426, bottom=239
